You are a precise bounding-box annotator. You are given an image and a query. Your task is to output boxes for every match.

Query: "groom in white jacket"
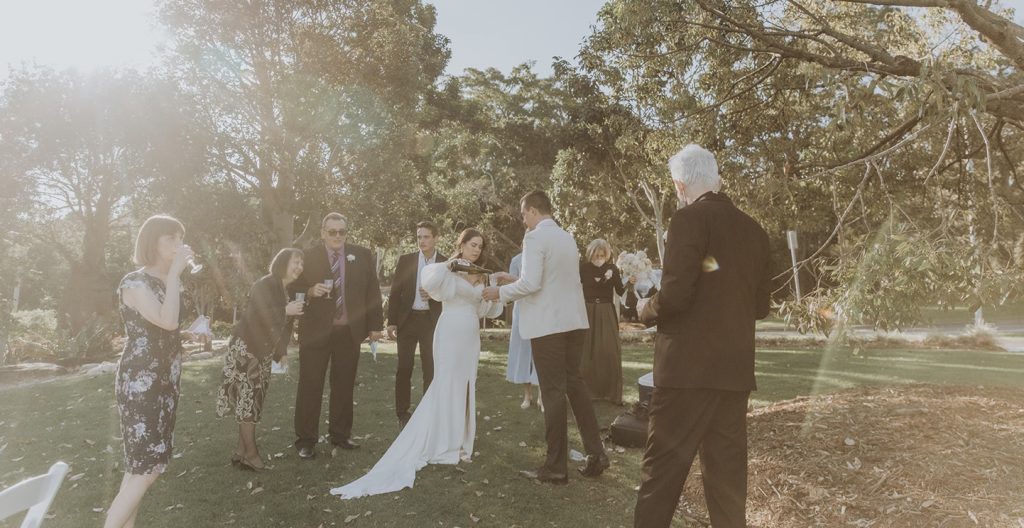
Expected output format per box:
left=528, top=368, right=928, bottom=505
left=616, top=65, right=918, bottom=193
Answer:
left=483, top=191, right=609, bottom=483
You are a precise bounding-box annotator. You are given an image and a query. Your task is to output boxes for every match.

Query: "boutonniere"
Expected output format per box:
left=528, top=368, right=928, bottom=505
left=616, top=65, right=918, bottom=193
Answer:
left=604, top=269, right=613, bottom=280
left=346, top=254, right=356, bottom=262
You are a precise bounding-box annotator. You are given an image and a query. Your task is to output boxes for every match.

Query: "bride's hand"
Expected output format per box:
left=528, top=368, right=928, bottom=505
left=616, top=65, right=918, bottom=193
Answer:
left=447, top=258, right=471, bottom=270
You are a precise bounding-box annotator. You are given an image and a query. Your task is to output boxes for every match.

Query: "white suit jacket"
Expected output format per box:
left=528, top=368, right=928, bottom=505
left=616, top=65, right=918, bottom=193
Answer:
left=500, top=219, right=589, bottom=339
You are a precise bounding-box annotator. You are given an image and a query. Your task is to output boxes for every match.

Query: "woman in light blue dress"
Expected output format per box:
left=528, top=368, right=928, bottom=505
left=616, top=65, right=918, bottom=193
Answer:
left=505, top=253, right=541, bottom=410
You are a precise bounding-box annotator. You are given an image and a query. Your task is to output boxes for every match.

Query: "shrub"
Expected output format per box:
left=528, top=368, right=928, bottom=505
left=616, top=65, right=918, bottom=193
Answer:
left=5, top=310, right=117, bottom=364
left=5, top=309, right=60, bottom=363
left=211, top=320, right=233, bottom=339
left=53, top=315, right=117, bottom=363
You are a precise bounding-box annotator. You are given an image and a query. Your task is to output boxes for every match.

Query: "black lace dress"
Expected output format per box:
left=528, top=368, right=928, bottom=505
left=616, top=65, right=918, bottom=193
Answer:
left=115, top=270, right=182, bottom=475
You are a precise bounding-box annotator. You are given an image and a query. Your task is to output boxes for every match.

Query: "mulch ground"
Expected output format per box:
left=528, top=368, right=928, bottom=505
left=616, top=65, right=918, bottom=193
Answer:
left=677, top=385, right=1024, bottom=527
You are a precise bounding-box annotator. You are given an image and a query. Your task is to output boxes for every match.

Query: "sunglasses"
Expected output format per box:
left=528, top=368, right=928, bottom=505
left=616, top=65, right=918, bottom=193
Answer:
left=325, top=229, right=347, bottom=237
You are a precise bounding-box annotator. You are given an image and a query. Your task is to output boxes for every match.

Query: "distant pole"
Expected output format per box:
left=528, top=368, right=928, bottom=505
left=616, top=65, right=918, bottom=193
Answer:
left=786, top=230, right=802, bottom=302
left=12, top=276, right=21, bottom=312
left=969, top=224, right=985, bottom=327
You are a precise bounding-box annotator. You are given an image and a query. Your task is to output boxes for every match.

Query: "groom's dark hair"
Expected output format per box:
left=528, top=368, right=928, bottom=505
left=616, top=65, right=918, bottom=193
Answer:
left=521, top=191, right=553, bottom=215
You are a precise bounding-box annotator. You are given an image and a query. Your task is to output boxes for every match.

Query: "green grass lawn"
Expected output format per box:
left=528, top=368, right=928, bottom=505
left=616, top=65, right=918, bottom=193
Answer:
left=2, top=342, right=1024, bottom=528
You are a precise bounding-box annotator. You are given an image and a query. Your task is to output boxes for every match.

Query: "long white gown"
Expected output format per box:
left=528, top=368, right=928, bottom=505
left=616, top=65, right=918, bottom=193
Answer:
left=330, top=262, right=503, bottom=499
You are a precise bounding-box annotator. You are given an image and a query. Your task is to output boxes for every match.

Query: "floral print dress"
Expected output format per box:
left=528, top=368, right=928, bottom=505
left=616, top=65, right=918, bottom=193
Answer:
left=115, top=270, right=182, bottom=475
left=216, top=275, right=288, bottom=423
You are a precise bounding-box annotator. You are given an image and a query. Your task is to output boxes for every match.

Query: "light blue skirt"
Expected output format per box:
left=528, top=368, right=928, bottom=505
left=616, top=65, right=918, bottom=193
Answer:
left=506, top=302, right=538, bottom=385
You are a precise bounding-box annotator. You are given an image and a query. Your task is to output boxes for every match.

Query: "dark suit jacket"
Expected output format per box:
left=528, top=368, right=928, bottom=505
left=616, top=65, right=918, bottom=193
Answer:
left=387, top=251, right=445, bottom=328
left=640, top=192, right=771, bottom=391
left=293, top=242, right=384, bottom=347
left=232, top=274, right=289, bottom=360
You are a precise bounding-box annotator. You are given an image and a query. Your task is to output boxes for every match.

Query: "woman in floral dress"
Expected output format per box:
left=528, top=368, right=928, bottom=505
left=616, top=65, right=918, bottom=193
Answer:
left=105, top=215, right=193, bottom=528
left=217, top=248, right=305, bottom=470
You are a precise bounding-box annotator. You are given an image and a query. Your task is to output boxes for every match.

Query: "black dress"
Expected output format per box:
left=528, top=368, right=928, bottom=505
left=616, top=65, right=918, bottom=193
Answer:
left=115, top=270, right=182, bottom=475
left=579, top=261, right=627, bottom=404
left=217, top=275, right=289, bottom=423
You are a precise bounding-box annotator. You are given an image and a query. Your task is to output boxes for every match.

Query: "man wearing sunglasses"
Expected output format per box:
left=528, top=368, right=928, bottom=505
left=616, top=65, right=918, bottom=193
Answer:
left=292, top=212, right=384, bottom=459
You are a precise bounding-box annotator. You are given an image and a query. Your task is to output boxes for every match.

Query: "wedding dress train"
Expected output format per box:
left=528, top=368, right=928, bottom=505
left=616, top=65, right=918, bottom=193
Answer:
left=330, top=262, right=502, bottom=499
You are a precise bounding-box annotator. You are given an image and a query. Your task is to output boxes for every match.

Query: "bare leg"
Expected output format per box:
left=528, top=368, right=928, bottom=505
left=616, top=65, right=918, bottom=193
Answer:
left=520, top=384, right=533, bottom=409
left=240, top=422, right=265, bottom=469
left=103, top=472, right=160, bottom=528
left=234, top=425, right=245, bottom=461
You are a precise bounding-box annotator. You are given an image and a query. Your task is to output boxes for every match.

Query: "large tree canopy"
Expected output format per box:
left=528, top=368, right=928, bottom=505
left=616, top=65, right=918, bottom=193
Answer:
left=575, top=0, right=1024, bottom=332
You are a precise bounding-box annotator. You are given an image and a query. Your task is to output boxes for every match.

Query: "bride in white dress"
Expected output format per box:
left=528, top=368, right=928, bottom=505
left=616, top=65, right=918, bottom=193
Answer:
left=331, top=228, right=503, bottom=499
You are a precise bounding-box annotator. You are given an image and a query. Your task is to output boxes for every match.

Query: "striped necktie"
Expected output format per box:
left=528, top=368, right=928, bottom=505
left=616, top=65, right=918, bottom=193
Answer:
left=331, top=251, right=344, bottom=314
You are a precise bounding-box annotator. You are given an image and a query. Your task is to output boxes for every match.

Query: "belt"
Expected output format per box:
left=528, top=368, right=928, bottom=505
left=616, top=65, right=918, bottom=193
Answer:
left=588, top=298, right=613, bottom=304
left=410, top=309, right=431, bottom=314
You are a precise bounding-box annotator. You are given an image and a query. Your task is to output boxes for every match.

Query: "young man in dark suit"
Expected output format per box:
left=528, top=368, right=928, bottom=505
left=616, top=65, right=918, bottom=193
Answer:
left=291, top=213, right=384, bottom=459
left=386, top=221, right=445, bottom=430
left=634, top=145, right=772, bottom=528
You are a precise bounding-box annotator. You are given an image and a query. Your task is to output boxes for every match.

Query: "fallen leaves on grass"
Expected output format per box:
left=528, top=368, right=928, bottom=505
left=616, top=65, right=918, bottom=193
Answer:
left=677, top=384, right=1024, bottom=527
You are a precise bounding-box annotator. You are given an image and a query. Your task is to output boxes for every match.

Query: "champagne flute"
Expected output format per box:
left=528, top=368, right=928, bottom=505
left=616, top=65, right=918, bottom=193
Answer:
left=295, top=292, right=306, bottom=303
left=323, top=279, right=334, bottom=299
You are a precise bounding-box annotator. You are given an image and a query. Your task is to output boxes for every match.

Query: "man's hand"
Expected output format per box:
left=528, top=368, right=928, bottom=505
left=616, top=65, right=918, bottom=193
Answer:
left=491, top=272, right=516, bottom=285
left=418, top=287, right=431, bottom=302
left=481, top=286, right=501, bottom=302
left=309, top=283, right=330, bottom=298
left=386, top=325, right=397, bottom=340
left=369, top=331, right=383, bottom=342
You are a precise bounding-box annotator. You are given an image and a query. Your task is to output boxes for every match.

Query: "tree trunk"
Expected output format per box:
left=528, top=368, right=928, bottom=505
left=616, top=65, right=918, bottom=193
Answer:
left=60, top=214, right=113, bottom=334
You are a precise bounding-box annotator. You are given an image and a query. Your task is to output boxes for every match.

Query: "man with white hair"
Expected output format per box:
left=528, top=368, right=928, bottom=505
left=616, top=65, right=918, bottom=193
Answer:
left=634, top=144, right=771, bottom=528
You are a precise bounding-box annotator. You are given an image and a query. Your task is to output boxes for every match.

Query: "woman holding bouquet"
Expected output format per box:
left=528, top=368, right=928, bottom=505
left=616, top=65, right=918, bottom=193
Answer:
left=579, top=239, right=626, bottom=405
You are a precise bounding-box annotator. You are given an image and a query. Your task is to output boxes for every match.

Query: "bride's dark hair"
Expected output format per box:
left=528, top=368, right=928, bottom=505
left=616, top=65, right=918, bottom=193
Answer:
left=453, top=228, right=487, bottom=264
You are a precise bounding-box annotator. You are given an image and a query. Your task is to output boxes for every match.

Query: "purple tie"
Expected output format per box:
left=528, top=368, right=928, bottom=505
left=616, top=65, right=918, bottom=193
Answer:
left=331, top=251, right=344, bottom=314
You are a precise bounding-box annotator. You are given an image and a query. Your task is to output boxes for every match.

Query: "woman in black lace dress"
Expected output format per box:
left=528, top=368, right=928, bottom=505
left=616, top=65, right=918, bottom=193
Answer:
left=105, top=215, right=193, bottom=528
left=217, top=248, right=305, bottom=470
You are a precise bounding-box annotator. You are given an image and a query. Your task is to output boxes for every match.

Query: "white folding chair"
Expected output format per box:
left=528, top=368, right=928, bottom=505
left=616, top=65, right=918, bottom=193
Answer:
left=0, top=462, right=70, bottom=528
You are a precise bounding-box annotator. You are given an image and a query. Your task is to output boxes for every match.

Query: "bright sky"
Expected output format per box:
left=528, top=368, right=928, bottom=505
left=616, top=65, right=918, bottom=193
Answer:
left=0, top=0, right=1021, bottom=78
left=430, top=0, right=607, bottom=75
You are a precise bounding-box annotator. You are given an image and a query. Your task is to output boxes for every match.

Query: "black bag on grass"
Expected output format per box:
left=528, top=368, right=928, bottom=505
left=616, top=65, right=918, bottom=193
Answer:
left=609, top=401, right=650, bottom=448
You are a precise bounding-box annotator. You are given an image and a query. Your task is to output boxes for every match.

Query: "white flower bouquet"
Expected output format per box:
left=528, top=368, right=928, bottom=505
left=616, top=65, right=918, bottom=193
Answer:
left=616, top=251, right=661, bottom=296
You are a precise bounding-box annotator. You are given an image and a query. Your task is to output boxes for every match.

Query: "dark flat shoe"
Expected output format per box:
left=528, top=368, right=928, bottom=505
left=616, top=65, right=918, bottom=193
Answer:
left=333, top=439, right=360, bottom=450
left=238, top=457, right=267, bottom=471
left=520, top=468, right=568, bottom=485
left=578, top=452, right=610, bottom=477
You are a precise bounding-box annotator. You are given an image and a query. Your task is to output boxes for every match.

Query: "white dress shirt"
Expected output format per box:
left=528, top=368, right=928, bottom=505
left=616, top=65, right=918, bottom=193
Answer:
left=412, top=250, right=437, bottom=310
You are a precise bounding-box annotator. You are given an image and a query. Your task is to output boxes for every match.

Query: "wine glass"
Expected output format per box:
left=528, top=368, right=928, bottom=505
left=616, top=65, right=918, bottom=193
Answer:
left=323, top=279, right=334, bottom=299
left=186, top=256, right=203, bottom=275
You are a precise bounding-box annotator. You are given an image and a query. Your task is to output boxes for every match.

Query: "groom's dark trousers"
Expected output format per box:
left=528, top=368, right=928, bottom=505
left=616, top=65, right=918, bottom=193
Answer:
left=530, top=329, right=604, bottom=475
